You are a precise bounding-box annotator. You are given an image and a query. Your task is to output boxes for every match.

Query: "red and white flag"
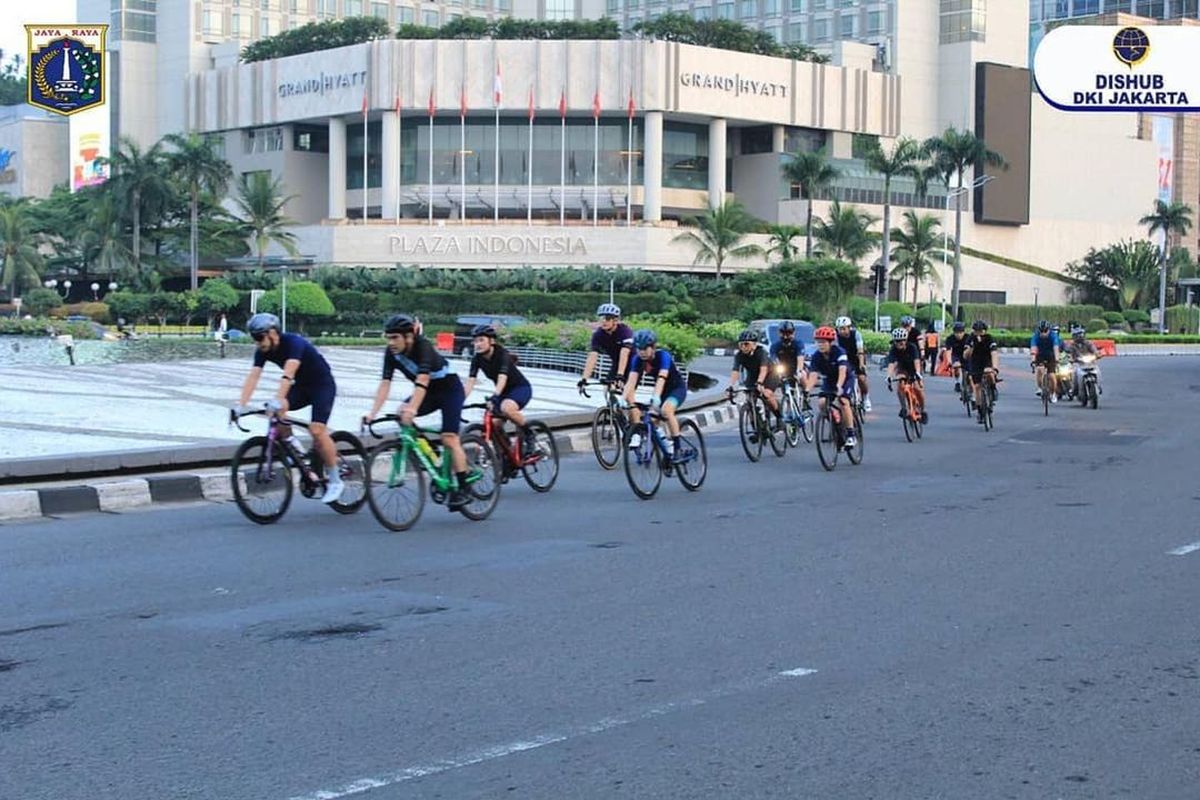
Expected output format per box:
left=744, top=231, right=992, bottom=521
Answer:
left=627, top=89, right=635, bottom=120
left=361, top=90, right=369, bottom=117
left=592, top=89, right=601, bottom=120
left=427, top=86, right=435, bottom=117
left=460, top=84, right=468, bottom=119
left=493, top=62, right=503, bottom=107
left=394, top=91, right=401, bottom=115
left=558, top=88, right=567, bottom=119
left=528, top=85, right=535, bottom=122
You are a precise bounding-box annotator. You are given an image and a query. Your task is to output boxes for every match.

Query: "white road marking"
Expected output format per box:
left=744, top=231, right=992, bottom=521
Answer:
left=287, top=668, right=818, bottom=800
left=1168, top=541, right=1200, bottom=556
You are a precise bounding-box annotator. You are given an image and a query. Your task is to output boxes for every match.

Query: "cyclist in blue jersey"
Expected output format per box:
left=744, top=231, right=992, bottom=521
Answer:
left=802, top=326, right=857, bottom=449
left=236, top=313, right=343, bottom=504
left=835, top=315, right=871, bottom=412
left=362, top=314, right=479, bottom=510
left=623, top=329, right=687, bottom=462
left=578, top=303, right=634, bottom=392
left=1029, top=319, right=1063, bottom=402
left=769, top=320, right=806, bottom=382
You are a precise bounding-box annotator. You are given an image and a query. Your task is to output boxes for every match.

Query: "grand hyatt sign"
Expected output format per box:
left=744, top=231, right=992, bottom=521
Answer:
left=679, top=72, right=788, bottom=98
left=388, top=233, right=589, bottom=257
left=278, top=70, right=367, bottom=99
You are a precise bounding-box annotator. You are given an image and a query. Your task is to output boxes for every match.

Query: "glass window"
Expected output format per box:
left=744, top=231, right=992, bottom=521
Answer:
left=448, top=12, right=462, bottom=21
left=787, top=21, right=804, bottom=41
left=1072, top=0, right=1098, bottom=12
left=764, top=0, right=779, bottom=14
left=545, top=0, right=573, bottom=18
left=290, top=0, right=300, bottom=12
left=1141, top=0, right=1164, bottom=15
left=694, top=5, right=712, bottom=18
left=345, top=0, right=364, bottom=14
left=840, top=12, right=855, bottom=35
left=608, top=0, right=620, bottom=10
left=717, top=1, right=734, bottom=17
left=232, top=13, right=242, bottom=34
left=372, top=1, right=390, bottom=17
left=472, top=0, right=487, bottom=7
left=202, top=9, right=223, bottom=34
left=739, top=0, right=756, bottom=16
left=127, top=0, right=156, bottom=10
left=867, top=9, right=883, bottom=31
left=1105, top=0, right=1131, bottom=10
left=398, top=6, right=414, bottom=22
left=741, top=127, right=773, bottom=154
left=811, top=0, right=827, bottom=8
left=423, top=9, right=440, bottom=25
left=789, top=0, right=804, bottom=10
left=205, top=133, right=226, bottom=159
left=497, top=0, right=511, bottom=10
left=1171, top=0, right=1199, bottom=15
left=347, top=121, right=383, bottom=190
left=245, top=127, right=285, bottom=154
left=812, top=17, right=829, bottom=39
left=663, top=122, right=708, bottom=190
left=261, top=16, right=271, bottom=35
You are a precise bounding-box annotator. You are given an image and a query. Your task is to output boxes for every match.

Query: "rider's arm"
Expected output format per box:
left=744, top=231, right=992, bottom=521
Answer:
left=623, top=367, right=641, bottom=403
left=493, top=372, right=509, bottom=396
left=366, top=379, right=392, bottom=420
left=581, top=351, right=599, bottom=382
left=615, top=343, right=632, bottom=378
left=238, top=366, right=263, bottom=407
left=275, top=359, right=301, bottom=402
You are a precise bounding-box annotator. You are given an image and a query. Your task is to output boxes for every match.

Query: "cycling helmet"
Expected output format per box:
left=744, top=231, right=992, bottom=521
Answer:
left=901, top=315, right=914, bottom=326
left=596, top=303, right=621, bottom=318
left=1037, top=319, right=1050, bottom=332
left=247, top=313, right=280, bottom=336
left=738, top=328, right=758, bottom=343
left=953, top=321, right=965, bottom=332
left=632, top=329, right=657, bottom=349
left=383, top=313, right=416, bottom=334
left=472, top=324, right=497, bottom=338
left=972, top=320, right=988, bottom=331
left=814, top=326, right=836, bottom=341
left=1051, top=324, right=1060, bottom=334
left=1072, top=326, right=1086, bottom=339
left=779, top=320, right=796, bottom=333
left=834, top=315, right=852, bottom=328
left=891, top=327, right=908, bottom=342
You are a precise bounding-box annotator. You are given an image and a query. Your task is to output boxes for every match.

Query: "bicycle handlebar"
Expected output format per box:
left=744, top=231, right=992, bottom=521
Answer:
left=227, top=403, right=311, bottom=434
left=361, top=413, right=400, bottom=440
left=577, top=379, right=621, bottom=399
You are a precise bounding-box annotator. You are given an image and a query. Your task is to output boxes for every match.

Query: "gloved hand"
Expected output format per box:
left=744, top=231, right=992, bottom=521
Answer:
left=230, top=404, right=247, bottom=417
left=651, top=395, right=662, bottom=409
left=266, top=398, right=283, bottom=414
left=617, top=396, right=630, bottom=409
left=576, top=378, right=587, bottom=390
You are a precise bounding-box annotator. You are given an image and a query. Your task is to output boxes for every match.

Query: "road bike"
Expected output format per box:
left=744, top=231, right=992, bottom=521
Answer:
left=730, top=385, right=785, bottom=462
left=777, top=371, right=814, bottom=447
left=888, top=375, right=924, bottom=442
left=814, top=390, right=863, bottom=472
left=1033, top=362, right=1056, bottom=416
left=974, top=369, right=998, bottom=432
left=462, top=401, right=559, bottom=492
left=579, top=379, right=627, bottom=470
left=228, top=406, right=367, bottom=524
left=362, top=415, right=501, bottom=531
left=622, top=401, right=707, bottom=499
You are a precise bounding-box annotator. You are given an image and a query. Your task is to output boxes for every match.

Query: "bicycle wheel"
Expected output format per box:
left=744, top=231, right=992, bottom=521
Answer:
left=800, top=401, right=815, bottom=444
left=782, top=392, right=802, bottom=448
left=591, top=406, right=621, bottom=470
left=459, top=433, right=502, bottom=521
left=846, top=416, right=864, bottom=465
left=738, top=402, right=763, bottom=462
left=365, top=440, right=426, bottom=532
left=765, top=398, right=787, bottom=458
left=231, top=435, right=293, bottom=524
left=328, top=431, right=368, bottom=515
left=521, top=420, right=560, bottom=493
left=814, top=409, right=839, bottom=472
left=674, top=418, right=707, bottom=491
left=623, top=425, right=662, bottom=499
left=900, top=396, right=915, bottom=443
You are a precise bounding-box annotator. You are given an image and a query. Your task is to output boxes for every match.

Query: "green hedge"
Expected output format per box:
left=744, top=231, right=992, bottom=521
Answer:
left=960, top=303, right=1105, bottom=330
left=0, top=317, right=98, bottom=338
left=1165, top=305, right=1200, bottom=334
left=327, top=288, right=678, bottom=323
left=506, top=318, right=702, bottom=363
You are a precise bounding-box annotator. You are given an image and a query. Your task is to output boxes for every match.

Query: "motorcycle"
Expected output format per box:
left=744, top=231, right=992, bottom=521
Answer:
left=1055, top=358, right=1075, bottom=402
left=1075, top=354, right=1101, bottom=409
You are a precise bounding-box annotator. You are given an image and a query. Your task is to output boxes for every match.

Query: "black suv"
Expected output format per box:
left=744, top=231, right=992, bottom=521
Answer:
left=452, top=315, right=527, bottom=356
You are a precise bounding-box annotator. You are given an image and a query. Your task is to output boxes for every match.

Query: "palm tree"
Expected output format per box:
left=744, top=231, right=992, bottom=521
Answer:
left=233, top=172, right=300, bottom=267
left=101, top=137, right=171, bottom=276
left=922, top=126, right=1007, bottom=319
left=812, top=199, right=880, bottom=263
left=865, top=136, right=924, bottom=325
left=888, top=211, right=946, bottom=310
left=77, top=195, right=136, bottom=288
left=764, top=223, right=805, bottom=262
left=1139, top=199, right=1194, bottom=332
left=672, top=199, right=763, bottom=279
left=164, top=132, right=233, bottom=290
left=781, top=150, right=841, bottom=259
left=0, top=202, right=44, bottom=299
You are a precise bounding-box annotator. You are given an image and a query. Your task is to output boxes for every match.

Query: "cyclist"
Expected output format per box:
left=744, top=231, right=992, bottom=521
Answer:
left=728, top=328, right=781, bottom=425
left=1029, top=319, right=1062, bottom=402
left=362, top=314, right=479, bottom=511
left=885, top=327, right=928, bottom=424
left=578, top=303, right=633, bottom=393
left=1065, top=326, right=1103, bottom=399
left=803, top=326, right=857, bottom=450
left=834, top=315, right=871, bottom=412
left=769, top=320, right=806, bottom=382
left=942, top=321, right=970, bottom=393
left=623, top=329, right=686, bottom=462
left=964, top=320, right=1000, bottom=422
left=235, top=313, right=343, bottom=504
left=901, top=315, right=924, bottom=354
left=463, top=324, right=534, bottom=447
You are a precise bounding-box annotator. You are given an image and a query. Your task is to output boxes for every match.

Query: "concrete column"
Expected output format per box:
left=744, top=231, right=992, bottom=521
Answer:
left=829, top=130, right=853, bottom=159
left=772, top=124, right=786, bottom=153
left=708, top=117, right=727, bottom=209
left=381, top=110, right=400, bottom=221
left=328, top=117, right=347, bottom=220
left=643, top=111, right=663, bottom=223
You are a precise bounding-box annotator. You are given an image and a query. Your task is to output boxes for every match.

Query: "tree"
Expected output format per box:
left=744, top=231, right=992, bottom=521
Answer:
left=922, top=126, right=1007, bottom=319
left=887, top=211, right=945, bottom=310
left=864, top=136, right=924, bottom=325
left=672, top=199, right=764, bottom=280
left=764, top=224, right=805, bottom=262
left=258, top=281, right=335, bottom=333
left=105, top=291, right=150, bottom=325
left=23, top=287, right=62, bottom=317
left=0, top=202, right=45, bottom=299
left=197, top=278, right=240, bottom=323
left=734, top=258, right=861, bottom=320
left=812, top=199, right=880, bottom=264
left=163, top=132, right=233, bottom=290
left=146, top=291, right=181, bottom=329
left=1065, top=240, right=1161, bottom=311
left=0, top=52, right=25, bottom=105
left=241, top=16, right=391, bottom=62
left=101, top=137, right=171, bottom=277
left=781, top=151, right=840, bottom=259
left=233, top=172, right=300, bottom=267
left=1139, top=199, right=1194, bottom=331
left=76, top=195, right=136, bottom=287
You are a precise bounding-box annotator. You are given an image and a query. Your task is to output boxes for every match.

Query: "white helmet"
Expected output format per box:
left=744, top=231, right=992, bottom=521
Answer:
left=891, top=328, right=908, bottom=342
left=834, top=316, right=852, bottom=328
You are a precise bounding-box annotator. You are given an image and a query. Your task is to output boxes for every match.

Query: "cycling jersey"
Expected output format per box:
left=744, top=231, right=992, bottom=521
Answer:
left=942, top=333, right=969, bottom=362
left=733, top=344, right=778, bottom=388
left=964, top=333, right=998, bottom=373
left=629, top=349, right=685, bottom=396
left=887, top=342, right=921, bottom=376
left=769, top=339, right=805, bottom=377
left=836, top=329, right=864, bottom=365
left=253, top=332, right=335, bottom=388
left=810, top=345, right=854, bottom=396
left=1030, top=331, right=1061, bottom=362
left=382, top=335, right=453, bottom=384
left=469, top=343, right=530, bottom=390
left=905, top=326, right=922, bottom=350
left=590, top=323, right=634, bottom=377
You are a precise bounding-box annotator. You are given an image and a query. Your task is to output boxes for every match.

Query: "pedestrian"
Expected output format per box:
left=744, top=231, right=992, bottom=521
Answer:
left=923, top=321, right=939, bottom=373
left=216, top=312, right=228, bottom=341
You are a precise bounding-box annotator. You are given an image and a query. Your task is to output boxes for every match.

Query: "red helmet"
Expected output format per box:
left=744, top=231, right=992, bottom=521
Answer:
left=814, top=326, right=837, bottom=341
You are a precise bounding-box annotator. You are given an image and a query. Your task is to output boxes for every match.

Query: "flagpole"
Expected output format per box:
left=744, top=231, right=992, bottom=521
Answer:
left=363, top=95, right=369, bottom=224
left=559, top=91, right=565, bottom=227
left=395, top=95, right=401, bottom=224
left=592, top=106, right=599, bottom=228
left=428, top=102, right=434, bottom=226
left=460, top=91, right=466, bottom=226
left=527, top=87, right=534, bottom=226
left=626, top=95, right=633, bottom=227
left=494, top=103, right=500, bottom=224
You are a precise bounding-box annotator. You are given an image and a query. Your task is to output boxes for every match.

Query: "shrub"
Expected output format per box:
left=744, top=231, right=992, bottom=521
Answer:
left=697, top=320, right=745, bottom=343
left=0, top=317, right=97, bottom=338
left=847, top=297, right=875, bottom=326
left=1122, top=309, right=1151, bottom=326
left=624, top=316, right=702, bottom=363
left=738, top=297, right=814, bottom=324
left=861, top=331, right=891, bottom=353
left=258, top=282, right=336, bottom=333
left=22, top=288, right=61, bottom=318
left=961, top=303, right=1104, bottom=330
left=1086, top=318, right=1108, bottom=333
left=74, top=302, right=112, bottom=324
left=1102, top=311, right=1125, bottom=326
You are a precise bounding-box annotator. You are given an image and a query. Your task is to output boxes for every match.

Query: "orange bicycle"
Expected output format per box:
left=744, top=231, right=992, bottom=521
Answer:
left=462, top=402, right=560, bottom=492
left=888, top=375, right=924, bottom=442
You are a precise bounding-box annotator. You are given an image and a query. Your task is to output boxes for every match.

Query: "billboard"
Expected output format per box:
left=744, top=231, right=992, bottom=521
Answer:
left=974, top=62, right=1032, bottom=226
left=69, top=110, right=110, bottom=192
left=1152, top=115, right=1174, bottom=205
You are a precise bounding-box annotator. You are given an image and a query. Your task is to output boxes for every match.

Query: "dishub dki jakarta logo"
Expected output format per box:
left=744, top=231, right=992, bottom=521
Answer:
left=1072, top=26, right=1189, bottom=106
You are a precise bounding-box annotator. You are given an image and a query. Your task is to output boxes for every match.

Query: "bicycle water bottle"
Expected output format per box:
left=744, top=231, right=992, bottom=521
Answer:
left=416, top=436, right=440, bottom=467
left=831, top=406, right=841, bottom=425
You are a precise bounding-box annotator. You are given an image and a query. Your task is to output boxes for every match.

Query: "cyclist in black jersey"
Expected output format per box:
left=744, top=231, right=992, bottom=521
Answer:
left=834, top=315, right=870, bottom=412
left=941, top=321, right=969, bottom=393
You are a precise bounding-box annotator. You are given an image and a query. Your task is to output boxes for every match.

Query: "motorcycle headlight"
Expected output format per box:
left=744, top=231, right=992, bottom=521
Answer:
left=774, top=364, right=786, bottom=375
left=1079, top=354, right=1096, bottom=364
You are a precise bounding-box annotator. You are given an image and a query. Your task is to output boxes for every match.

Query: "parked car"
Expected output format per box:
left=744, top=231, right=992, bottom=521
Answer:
left=452, top=315, right=527, bottom=356
left=748, top=319, right=815, bottom=352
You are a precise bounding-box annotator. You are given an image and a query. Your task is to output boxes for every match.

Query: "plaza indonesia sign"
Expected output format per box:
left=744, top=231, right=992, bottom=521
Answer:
left=679, top=72, right=788, bottom=99
left=1034, top=25, right=1200, bottom=111
left=278, top=69, right=367, bottom=99
left=388, top=233, right=588, bottom=257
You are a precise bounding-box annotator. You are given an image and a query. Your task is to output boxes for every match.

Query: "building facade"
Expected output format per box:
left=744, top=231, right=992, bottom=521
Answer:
left=0, top=106, right=69, bottom=200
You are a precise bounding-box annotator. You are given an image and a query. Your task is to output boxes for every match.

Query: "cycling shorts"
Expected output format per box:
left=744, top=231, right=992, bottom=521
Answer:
left=662, top=386, right=687, bottom=408
left=821, top=373, right=856, bottom=398
left=491, top=384, right=532, bottom=413
left=410, top=374, right=466, bottom=434
left=286, top=381, right=337, bottom=425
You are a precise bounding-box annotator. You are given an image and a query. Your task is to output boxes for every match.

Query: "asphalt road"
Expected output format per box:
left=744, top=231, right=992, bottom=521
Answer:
left=3, top=357, right=1199, bottom=800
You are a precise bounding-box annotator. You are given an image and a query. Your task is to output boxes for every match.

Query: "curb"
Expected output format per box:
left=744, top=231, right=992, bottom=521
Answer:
left=0, top=402, right=735, bottom=525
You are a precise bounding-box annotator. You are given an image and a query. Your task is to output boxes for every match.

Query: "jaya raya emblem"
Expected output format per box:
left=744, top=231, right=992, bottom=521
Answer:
left=26, top=25, right=107, bottom=116
left=1112, top=26, right=1150, bottom=68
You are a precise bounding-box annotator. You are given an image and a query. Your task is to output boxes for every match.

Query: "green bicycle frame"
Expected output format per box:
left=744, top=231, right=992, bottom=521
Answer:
left=389, top=426, right=459, bottom=493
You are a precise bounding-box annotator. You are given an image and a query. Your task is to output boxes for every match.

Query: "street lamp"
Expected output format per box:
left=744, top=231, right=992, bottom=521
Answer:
left=943, top=175, right=996, bottom=319
left=108, top=281, right=118, bottom=293
left=44, top=279, right=72, bottom=299
left=90, top=282, right=100, bottom=301
left=1033, top=286, right=1040, bottom=320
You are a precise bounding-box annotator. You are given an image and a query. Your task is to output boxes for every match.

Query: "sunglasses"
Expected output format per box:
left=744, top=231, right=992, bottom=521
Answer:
left=251, top=332, right=268, bottom=342
left=602, top=315, right=618, bottom=322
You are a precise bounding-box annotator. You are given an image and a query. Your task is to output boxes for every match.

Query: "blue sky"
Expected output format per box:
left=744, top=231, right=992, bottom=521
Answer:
left=2, top=1, right=78, bottom=69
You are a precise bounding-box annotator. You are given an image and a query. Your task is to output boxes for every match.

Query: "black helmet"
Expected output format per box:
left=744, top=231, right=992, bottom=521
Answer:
left=384, top=313, right=416, bottom=334
left=779, top=320, right=796, bottom=333
left=1037, top=319, right=1050, bottom=332
left=972, top=320, right=987, bottom=331
left=953, top=321, right=965, bottom=332
left=738, top=328, right=758, bottom=343
left=472, top=324, right=497, bottom=338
